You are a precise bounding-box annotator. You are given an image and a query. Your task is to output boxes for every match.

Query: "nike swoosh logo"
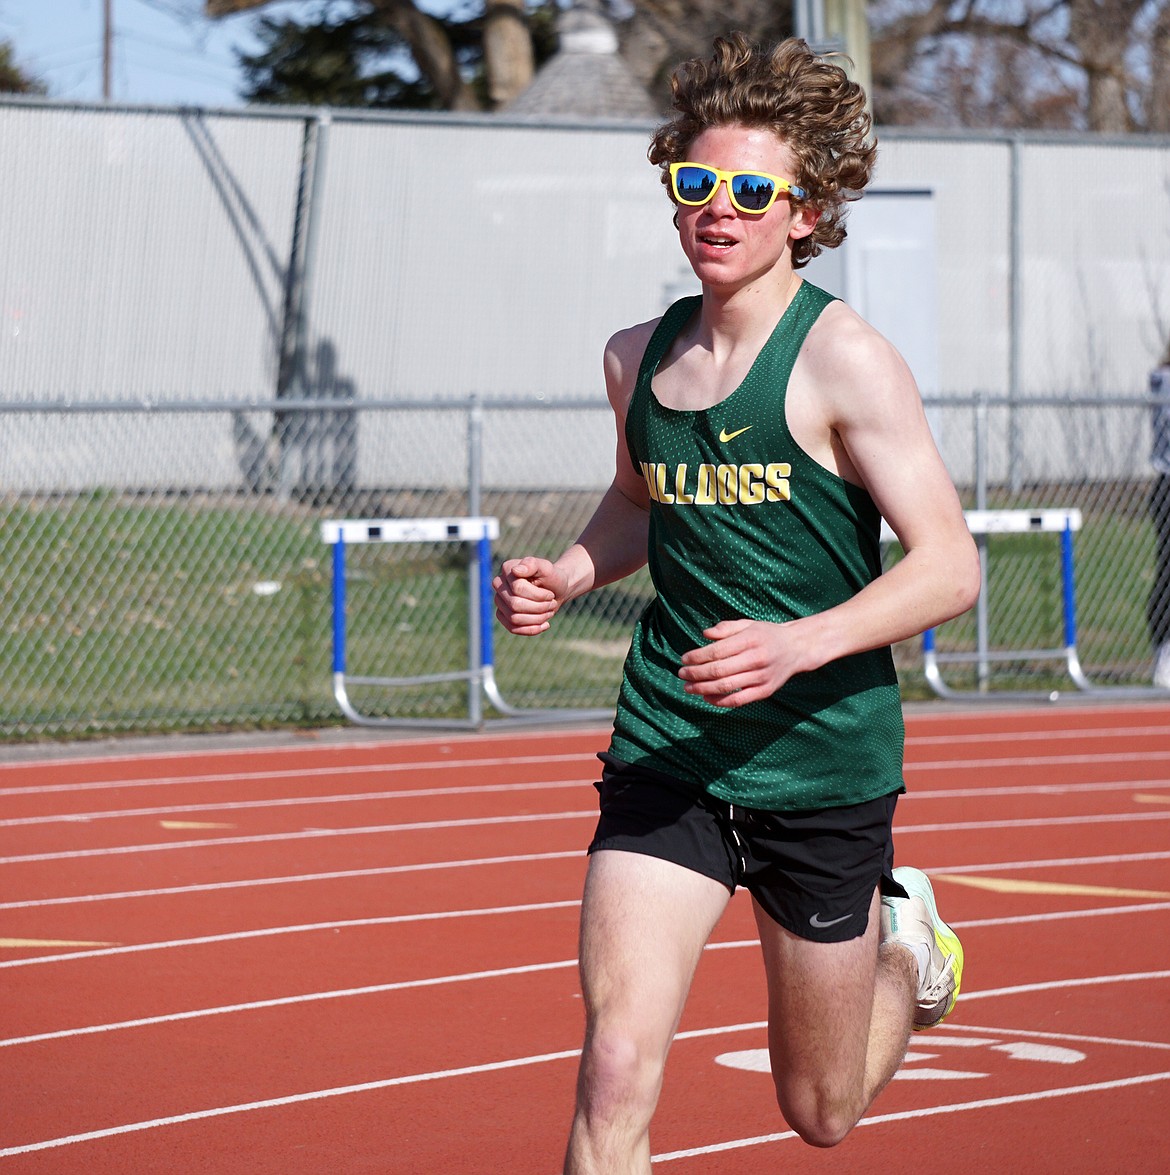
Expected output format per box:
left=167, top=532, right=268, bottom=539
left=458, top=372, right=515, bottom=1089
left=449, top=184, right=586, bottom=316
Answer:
left=809, top=912, right=852, bottom=928
left=719, top=426, right=753, bottom=442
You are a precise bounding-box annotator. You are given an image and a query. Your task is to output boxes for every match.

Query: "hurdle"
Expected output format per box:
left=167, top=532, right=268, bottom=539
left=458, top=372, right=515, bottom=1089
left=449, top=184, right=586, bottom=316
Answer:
left=322, top=516, right=613, bottom=728
left=884, top=507, right=1099, bottom=701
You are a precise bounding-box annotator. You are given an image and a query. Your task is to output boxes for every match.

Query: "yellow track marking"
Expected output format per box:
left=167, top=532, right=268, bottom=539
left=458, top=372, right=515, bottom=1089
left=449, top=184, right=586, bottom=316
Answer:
left=1134, top=794, right=1170, bottom=805
left=934, top=874, right=1170, bottom=900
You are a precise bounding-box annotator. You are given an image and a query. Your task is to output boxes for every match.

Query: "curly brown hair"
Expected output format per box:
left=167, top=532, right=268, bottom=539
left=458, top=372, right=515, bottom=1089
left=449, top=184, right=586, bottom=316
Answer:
left=649, top=33, right=876, bottom=269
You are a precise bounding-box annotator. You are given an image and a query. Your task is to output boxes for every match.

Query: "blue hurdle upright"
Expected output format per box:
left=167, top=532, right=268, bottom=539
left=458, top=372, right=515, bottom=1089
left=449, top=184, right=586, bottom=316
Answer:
left=919, top=509, right=1089, bottom=701
left=884, top=507, right=1114, bottom=701
left=322, top=516, right=612, bottom=727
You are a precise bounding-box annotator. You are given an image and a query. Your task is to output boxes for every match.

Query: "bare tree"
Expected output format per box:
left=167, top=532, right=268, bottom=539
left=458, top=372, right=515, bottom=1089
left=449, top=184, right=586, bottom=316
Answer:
left=205, top=0, right=532, bottom=109
left=483, top=0, right=536, bottom=107
left=1070, top=0, right=1141, bottom=131
left=1149, top=0, right=1170, bottom=132
left=204, top=0, right=795, bottom=114
left=609, top=0, right=793, bottom=100
left=870, top=0, right=1170, bottom=132
left=369, top=0, right=480, bottom=109
left=193, top=0, right=1170, bottom=130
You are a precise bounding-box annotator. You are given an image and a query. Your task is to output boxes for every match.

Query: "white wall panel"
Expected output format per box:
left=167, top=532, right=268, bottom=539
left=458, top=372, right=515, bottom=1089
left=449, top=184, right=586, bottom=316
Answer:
left=2, top=99, right=1168, bottom=492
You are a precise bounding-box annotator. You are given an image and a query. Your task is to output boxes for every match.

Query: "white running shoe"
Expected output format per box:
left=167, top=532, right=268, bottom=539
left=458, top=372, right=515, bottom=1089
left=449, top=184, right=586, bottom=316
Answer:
left=881, top=866, right=964, bottom=1031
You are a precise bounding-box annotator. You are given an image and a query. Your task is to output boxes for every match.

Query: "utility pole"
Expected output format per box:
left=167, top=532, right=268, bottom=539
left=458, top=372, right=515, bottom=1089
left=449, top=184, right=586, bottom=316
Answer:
left=102, top=0, right=112, bottom=100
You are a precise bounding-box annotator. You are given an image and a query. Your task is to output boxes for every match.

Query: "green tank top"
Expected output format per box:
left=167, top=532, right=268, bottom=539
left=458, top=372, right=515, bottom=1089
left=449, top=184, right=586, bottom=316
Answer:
left=609, top=281, right=905, bottom=810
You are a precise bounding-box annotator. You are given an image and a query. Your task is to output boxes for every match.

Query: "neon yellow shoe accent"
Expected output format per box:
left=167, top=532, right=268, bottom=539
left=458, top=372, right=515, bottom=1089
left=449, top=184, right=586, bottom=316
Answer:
left=885, top=866, right=964, bottom=1031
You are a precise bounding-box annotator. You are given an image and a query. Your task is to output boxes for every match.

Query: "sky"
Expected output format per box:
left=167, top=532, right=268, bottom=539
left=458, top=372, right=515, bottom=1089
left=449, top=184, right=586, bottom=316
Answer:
left=0, top=0, right=330, bottom=107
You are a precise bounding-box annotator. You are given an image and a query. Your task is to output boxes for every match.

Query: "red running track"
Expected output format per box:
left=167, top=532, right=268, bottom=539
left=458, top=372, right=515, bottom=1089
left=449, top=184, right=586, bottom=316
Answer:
left=2, top=703, right=1169, bottom=1172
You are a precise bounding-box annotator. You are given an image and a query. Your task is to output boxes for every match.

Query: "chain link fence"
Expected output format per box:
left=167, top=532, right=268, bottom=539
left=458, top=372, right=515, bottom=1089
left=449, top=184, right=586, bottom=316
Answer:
left=3, top=101, right=1168, bottom=738
left=0, top=395, right=1164, bottom=740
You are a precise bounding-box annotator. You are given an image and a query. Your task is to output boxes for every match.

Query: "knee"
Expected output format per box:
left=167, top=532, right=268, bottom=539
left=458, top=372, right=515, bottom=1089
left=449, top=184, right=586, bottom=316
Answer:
left=577, top=1028, right=661, bottom=1123
left=788, top=1113, right=853, bottom=1150
left=774, top=1087, right=856, bottom=1149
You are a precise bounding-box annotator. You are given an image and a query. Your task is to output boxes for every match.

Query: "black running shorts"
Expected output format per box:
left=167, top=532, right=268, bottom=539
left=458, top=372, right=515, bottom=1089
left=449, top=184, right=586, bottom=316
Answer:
left=588, top=754, right=907, bottom=943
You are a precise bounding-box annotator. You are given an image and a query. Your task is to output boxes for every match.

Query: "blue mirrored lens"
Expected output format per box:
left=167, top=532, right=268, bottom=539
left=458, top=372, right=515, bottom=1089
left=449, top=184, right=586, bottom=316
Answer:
left=730, top=173, right=776, bottom=210
left=674, top=166, right=717, bottom=203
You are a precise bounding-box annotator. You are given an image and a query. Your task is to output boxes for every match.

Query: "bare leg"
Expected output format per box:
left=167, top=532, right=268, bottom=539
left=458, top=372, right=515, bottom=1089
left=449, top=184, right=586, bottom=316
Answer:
left=565, top=849, right=731, bottom=1175
left=753, top=889, right=916, bottom=1148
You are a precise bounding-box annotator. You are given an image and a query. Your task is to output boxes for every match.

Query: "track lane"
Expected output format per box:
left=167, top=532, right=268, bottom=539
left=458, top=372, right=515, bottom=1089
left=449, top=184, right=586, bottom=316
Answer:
left=3, top=705, right=1169, bottom=1171
left=4, top=883, right=1165, bottom=1146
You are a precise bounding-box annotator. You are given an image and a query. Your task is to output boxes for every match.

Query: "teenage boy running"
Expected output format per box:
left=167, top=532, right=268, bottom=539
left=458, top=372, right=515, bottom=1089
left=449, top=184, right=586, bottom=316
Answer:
left=495, top=33, right=980, bottom=1173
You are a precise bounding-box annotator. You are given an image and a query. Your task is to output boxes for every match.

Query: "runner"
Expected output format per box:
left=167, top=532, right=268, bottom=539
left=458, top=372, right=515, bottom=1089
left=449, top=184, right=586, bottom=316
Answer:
left=494, top=33, right=980, bottom=1173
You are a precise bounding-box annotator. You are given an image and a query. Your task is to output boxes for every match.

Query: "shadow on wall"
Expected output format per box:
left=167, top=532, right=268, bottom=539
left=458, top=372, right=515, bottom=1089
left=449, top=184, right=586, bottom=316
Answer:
left=233, top=338, right=358, bottom=503
left=180, top=110, right=285, bottom=356
left=182, top=112, right=358, bottom=504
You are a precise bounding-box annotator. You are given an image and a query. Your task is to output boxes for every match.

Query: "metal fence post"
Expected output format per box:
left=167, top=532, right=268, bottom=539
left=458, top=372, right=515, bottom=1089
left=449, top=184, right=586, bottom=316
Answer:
left=974, top=390, right=991, bottom=689
left=1009, top=135, right=1023, bottom=495
left=467, top=395, right=485, bottom=725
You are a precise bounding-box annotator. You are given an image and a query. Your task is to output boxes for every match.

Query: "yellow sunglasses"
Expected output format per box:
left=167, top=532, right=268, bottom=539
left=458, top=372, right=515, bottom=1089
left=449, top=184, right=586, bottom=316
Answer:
left=669, top=162, right=807, bottom=214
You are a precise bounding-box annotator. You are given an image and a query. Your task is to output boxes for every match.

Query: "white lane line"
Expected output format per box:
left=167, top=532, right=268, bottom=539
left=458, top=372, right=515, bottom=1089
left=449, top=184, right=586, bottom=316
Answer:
left=907, top=724, right=1170, bottom=746
left=0, top=727, right=609, bottom=773
left=937, top=849, right=1170, bottom=874
left=937, top=1021, right=1170, bottom=1052
left=0, top=1046, right=590, bottom=1157
left=8, top=845, right=1167, bottom=912
left=4, top=808, right=1170, bottom=868
left=901, top=811, right=1170, bottom=835
left=960, top=969, right=1170, bottom=1001
left=7, top=774, right=1170, bottom=829
left=3, top=886, right=1167, bottom=1038
left=0, top=849, right=586, bottom=909
left=0, top=956, right=586, bottom=1048
left=957, top=900, right=1170, bottom=926
left=0, top=711, right=1159, bottom=769
left=905, top=749, right=1170, bottom=770
left=0, top=809, right=599, bottom=865
left=906, top=777, right=1170, bottom=799
left=0, top=778, right=596, bottom=827
left=8, top=962, right=1168, bottom=1052
left=650, top=1071, right=1170, bottom=1162
left=0, top=717, right=1158, bottom=787
left=0, top=898, right=585, bottom=970
left=4, top=978, right=1168, bottom=1159
left=5, top=740, right=1170, bottom=802
left=0, top=754, right=599, bottom=798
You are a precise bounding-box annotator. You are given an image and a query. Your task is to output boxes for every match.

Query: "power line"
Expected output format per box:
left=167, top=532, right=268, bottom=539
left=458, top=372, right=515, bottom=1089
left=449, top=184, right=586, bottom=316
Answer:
left=23, top=38, right=105, bottom=66
left=121, top=46, right=238, bottom=83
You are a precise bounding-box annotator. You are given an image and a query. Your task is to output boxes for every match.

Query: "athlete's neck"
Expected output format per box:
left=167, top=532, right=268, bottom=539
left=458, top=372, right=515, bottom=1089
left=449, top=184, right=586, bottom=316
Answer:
left=692, top=271, right=803, bottom=361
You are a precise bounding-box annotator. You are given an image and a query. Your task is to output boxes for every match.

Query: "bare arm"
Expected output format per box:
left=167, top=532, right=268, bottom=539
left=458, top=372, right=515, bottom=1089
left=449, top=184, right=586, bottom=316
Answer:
left=494, top=322, right=655, bottom=635
left=679, top=305, right=980, bottom=704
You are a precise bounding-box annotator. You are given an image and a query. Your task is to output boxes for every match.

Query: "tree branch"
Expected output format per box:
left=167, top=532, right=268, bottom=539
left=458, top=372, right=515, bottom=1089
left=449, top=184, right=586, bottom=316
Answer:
left=367, top=0, right=478, bottom=110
